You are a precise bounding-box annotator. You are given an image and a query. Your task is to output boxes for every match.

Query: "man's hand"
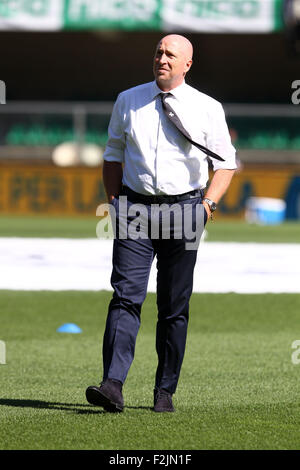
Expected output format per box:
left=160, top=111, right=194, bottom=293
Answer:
left=102, top=161, right=123, bottom=202
left=203, top=168, right=236, bottom=220
left=202, top=200, right=212, bottom=220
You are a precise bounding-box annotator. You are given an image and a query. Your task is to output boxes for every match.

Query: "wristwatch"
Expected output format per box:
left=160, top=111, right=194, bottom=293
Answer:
left=203, top=198, right=217, bottom=212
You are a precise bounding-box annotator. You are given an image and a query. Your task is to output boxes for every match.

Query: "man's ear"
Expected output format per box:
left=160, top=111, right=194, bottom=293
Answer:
left=185, top=59, right=193, bottom=73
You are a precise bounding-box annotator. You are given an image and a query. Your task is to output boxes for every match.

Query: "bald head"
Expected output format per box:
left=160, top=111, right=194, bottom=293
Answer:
left=158, top=34, right=193, bottom=61
left=153, top=35, right=193, bottom=91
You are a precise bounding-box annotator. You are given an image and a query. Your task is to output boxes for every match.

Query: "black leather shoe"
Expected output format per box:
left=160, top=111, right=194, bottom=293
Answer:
left=153, top=388, right=175, bottom=412
left=86, top=379, right=124, bottom=412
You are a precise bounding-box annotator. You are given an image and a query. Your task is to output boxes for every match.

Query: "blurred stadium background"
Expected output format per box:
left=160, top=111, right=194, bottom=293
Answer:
left=0, top=0, right=300, bottom=221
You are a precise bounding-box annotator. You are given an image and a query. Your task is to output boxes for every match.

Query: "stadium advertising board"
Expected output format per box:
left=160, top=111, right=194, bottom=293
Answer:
left=0, top=163, right=299, bottom=219
left=0, top=0, right=283, bottom=32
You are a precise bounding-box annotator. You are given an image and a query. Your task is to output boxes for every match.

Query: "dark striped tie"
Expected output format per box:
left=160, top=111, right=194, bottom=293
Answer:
left=160, top=93, right=225, bottom=162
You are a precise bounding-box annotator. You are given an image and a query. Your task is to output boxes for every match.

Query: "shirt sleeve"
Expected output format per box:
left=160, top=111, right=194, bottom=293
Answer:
left=103, top=93, right=126, bottom=163
left=206, top=102, right=237, bottom=171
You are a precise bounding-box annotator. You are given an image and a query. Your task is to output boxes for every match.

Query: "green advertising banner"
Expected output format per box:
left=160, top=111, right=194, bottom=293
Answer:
left=161, top=0, right=283, bottom=33
left=64, top=0, right=161, bottom=30
left=0, top=0, right=63, bottom=30
left=0, top=0, right=284, bottom=32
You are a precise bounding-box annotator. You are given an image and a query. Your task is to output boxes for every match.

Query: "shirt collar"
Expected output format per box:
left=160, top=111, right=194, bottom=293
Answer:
left=151, top=80, right=187, bottom=101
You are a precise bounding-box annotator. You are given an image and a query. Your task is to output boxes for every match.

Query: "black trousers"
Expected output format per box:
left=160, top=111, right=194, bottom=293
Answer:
left=102, top=192, right=206, bottom=394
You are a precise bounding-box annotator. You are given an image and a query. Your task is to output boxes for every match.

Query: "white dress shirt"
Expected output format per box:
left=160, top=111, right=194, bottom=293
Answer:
left=103, top=80, right=237, bottom=195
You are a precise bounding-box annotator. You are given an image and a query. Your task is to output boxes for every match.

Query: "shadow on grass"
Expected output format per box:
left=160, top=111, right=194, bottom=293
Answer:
left=0, top=398, right=152, bottom=414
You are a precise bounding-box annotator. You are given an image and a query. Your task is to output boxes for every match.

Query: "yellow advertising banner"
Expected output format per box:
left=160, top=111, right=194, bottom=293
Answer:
left=0, top=164, right=106, bottom=216
left=0, top=163, right=299, bottom=219
left=218, top=164, right=300, bottom=219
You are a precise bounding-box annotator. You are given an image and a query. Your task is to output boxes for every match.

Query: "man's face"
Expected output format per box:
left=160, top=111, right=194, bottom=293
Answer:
left=153, top=36, right=192, bottom=90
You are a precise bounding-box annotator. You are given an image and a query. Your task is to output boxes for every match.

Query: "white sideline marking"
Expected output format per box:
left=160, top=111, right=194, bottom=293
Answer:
left=0, top=238, right=299, bottom=293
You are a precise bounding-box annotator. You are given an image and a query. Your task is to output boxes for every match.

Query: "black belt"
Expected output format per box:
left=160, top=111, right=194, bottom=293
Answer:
left=121, top=186, right=204, bottom=204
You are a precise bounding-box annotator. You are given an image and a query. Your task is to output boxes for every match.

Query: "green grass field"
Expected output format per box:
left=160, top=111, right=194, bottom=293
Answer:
left=1, top=215, right=300, bottom=450
left=1, top=290, right=300, bottom=450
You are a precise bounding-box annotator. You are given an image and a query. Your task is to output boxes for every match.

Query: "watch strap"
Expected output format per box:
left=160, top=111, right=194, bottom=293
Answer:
left=203, top=198, right=217, bottom=211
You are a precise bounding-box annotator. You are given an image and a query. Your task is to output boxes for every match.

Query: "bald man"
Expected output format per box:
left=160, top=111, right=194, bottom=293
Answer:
left=86, top=35, right=237, bottom=413
left=154, top=34, right=193, bottom=89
